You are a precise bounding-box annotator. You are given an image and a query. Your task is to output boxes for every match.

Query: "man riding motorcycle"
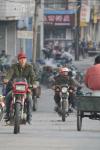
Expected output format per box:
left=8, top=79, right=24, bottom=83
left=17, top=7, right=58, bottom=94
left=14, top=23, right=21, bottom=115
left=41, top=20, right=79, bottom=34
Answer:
left=3, top=51, right=36, bottom=124
left=52, top=67, right=79, bottom=112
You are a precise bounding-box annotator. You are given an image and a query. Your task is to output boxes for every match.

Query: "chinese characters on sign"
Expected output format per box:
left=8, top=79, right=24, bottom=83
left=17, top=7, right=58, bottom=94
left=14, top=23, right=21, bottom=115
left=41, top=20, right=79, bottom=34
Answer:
left=44, top=14, right=74, bottom=26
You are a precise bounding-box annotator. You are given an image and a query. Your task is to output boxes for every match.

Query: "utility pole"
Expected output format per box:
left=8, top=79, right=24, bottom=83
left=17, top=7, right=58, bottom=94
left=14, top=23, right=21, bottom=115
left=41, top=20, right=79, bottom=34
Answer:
left=40, top=0, right=44, bottom=58
left=75, top=0, right=81, bottom=61
left=32, top=0, right=40, bottom=63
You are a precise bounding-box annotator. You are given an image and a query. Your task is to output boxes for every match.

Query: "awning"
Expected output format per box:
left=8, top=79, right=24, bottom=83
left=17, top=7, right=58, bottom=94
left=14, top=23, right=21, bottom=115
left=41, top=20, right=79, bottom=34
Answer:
left=44, top=9, right=76, bottom=15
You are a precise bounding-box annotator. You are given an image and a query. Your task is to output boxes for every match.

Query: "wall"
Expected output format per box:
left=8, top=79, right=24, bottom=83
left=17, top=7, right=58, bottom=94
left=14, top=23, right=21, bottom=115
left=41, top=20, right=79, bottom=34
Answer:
left=0, top=21, right=16, bottom=56
left=0, top=0, right=34, bottom=20
left=7, top=21, right=16, bottom=56
left=0, top=22, right=5, bottom=51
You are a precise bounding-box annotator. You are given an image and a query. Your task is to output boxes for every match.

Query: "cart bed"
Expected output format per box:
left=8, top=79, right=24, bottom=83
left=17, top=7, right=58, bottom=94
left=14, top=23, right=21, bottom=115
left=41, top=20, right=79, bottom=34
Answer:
left=76, top=96, right=100, bottom=112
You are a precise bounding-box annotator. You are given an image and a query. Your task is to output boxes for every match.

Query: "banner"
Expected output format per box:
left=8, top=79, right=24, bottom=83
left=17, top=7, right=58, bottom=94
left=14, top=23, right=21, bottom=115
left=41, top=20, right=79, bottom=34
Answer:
left=44, top=14, right=74, bottom=26
left=80, top=0, right=90, bottom=27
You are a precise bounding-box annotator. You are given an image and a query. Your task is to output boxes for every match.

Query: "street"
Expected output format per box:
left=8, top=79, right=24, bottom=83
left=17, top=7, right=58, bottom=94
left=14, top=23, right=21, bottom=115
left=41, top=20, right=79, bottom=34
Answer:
left=0, top=87, right=100, bottom=150
left=0, top=56, right=100, bottom=150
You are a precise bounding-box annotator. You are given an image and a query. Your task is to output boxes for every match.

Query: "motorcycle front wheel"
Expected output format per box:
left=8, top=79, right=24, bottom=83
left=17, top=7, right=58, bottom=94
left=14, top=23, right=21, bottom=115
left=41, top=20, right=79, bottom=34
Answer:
left=61, top=100, right=66, bottom=122
left=14, top=103, right=21, bottom=134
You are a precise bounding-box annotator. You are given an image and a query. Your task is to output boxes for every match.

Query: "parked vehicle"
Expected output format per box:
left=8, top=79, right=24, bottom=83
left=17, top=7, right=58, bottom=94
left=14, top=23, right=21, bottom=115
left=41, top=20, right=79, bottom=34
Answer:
left=31, top=83, right=41, bottom=111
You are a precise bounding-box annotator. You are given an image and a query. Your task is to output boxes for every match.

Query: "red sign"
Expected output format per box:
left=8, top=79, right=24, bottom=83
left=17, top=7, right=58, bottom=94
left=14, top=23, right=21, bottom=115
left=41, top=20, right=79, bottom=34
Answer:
left=44, top=14, right=74, bottom=26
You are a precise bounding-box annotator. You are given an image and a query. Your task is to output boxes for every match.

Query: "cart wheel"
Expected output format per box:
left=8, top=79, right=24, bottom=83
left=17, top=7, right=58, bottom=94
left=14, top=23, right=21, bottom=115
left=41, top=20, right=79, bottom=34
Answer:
left=77, top=110, right=82, bottom=131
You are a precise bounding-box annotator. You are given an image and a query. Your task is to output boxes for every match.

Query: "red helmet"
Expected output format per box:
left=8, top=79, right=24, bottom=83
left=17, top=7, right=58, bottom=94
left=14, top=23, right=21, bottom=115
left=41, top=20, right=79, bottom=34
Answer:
left=17, top=51, right=27, bottom=60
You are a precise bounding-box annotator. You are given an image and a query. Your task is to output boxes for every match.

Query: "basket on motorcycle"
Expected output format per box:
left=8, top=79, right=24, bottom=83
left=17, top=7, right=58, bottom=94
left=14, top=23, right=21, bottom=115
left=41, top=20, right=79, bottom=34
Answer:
left=13, top=82, right=28, bottom=94
left=76, top=96, right=100, bottom=112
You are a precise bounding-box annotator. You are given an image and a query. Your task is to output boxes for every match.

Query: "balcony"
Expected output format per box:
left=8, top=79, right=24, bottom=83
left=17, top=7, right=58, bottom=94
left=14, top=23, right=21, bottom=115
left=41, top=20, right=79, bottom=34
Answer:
left=0, top=1, right=34, bottom=20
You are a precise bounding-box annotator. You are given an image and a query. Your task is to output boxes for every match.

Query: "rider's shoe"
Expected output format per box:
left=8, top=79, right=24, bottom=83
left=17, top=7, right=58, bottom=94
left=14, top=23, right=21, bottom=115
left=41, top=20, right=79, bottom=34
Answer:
left=54, top=106, right=59, bottom=112
left=68, top=108, right=73, bottom=113
left=54, top=106, right=62, bottom=116
left=58, top=110, right=62, bottom=116
left=27, top=116, right=32, bottom=125
left=4, top=113, right=10, bottom=121
left=27, top=119, right=32, bottom=125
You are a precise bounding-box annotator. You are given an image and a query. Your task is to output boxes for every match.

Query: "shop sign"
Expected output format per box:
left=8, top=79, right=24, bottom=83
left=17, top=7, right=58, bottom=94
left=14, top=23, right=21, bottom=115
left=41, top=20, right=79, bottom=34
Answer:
left=17, top=30, right=33, bottom=39
left=80, top=0, right=90, bottom=27
left=44, top=14, right=74, bottom=26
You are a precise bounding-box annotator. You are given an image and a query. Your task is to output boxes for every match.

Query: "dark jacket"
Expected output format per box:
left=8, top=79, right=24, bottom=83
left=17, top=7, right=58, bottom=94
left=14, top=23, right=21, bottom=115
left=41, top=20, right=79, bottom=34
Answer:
left=54, top=74, right=75, bottom=87
left=5, top=63, right=36, bottom=85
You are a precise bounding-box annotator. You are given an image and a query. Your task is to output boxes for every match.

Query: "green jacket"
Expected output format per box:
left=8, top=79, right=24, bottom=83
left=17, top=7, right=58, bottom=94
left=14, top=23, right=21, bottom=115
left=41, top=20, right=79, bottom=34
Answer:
left=54, top=75, right=75, bottom=87
left=5, top=63, right=36, bottom=85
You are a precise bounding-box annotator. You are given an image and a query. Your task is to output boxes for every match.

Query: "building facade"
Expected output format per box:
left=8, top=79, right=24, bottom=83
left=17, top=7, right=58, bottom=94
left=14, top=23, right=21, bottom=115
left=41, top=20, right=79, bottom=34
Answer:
left=80, top=0, right=100, bottom=46
left=43, top=0, right=77, bottom=49
left=0, top=0, right=34, bottom=58
left=0, top=0, right=100, bottom=61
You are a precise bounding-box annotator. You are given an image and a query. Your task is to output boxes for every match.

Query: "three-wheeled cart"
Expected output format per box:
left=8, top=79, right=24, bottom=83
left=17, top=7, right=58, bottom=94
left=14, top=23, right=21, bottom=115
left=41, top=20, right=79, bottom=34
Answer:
left=76, top=96, right=100, bottom=131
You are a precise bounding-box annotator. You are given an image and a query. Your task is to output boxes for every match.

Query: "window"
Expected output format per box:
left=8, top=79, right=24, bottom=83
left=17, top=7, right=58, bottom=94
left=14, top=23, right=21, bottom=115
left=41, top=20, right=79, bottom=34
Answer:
left=44, top=0, right=67, bottom=9
left=44, top=26, right=66, bottom=39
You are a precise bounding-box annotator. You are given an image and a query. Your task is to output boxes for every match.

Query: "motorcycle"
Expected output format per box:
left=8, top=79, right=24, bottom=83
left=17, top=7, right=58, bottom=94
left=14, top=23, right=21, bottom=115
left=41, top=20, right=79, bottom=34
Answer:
left=0, top=95, right=5, bottom=121
left=32, top=87, right=38, bottom=111
left=6, top=78, right=30, bottom=134
left=54, top=84, right=69, bottom=121
left=31, top=83, right=41, bottom=111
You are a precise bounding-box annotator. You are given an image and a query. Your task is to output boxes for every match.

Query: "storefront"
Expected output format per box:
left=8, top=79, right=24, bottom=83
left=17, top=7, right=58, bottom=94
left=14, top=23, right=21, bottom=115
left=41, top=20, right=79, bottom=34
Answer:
left=44, top=9, right=76, bottom=48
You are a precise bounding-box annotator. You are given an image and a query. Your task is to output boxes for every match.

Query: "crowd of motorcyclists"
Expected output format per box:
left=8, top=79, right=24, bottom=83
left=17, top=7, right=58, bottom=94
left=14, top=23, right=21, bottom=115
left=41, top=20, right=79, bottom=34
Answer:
left=0, top=47, right=100, bottom=133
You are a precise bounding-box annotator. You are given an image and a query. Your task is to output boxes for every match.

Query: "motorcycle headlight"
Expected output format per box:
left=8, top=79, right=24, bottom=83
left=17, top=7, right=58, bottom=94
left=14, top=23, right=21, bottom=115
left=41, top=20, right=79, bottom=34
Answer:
left=15, top=85, right=26, bottom=91
left=61, top=87, right=67, bottom=93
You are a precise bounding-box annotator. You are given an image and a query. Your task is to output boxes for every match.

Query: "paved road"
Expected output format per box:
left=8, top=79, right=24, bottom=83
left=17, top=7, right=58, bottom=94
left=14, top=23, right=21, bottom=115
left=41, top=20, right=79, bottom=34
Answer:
left=0, top=87, right=100, bottom=150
